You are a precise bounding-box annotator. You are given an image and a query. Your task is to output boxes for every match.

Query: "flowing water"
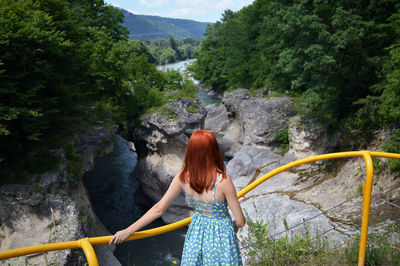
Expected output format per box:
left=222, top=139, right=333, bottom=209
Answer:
left=157, top=59, right=222, bottom=106
left=84, top=60, right=220, bottom=265
left=156, top=59, right=196, bottom=73
left=84, top=135, right=186, bottom=265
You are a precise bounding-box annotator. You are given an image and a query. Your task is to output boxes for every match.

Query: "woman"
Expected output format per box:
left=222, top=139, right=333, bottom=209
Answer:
left=109, top=129, right=245, bottom=265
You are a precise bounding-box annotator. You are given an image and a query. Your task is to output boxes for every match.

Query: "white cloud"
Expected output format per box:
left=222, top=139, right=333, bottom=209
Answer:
left=213, top=0, right=236, bottom=9
left=127, top=9, right=142, bottom=14
left=175, top=0, right=204, bottom=5
left=167, top=7, right=206, bottom=18
left=164, top=0, right=253, bottom=21
left=140, top=0, right=170, bottom=8
left=175, top=0, right=235, bottom=9
left=148, top=12, right=163, bottom=17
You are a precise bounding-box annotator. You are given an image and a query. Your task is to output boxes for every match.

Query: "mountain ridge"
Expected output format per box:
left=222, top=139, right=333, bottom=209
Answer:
left=121, top=9, right=211, bottom=40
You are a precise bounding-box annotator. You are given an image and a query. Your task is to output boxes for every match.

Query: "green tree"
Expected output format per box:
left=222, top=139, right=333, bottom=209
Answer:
left=143, top=37, right=201, bottom=65
left=377, top=11, right=400, bottom=126
left=159, top=47, right=177, bottom=64
left=0, top=0, right=167, bottom=179
left=0, top=0, right=82, bottom=158
left=193, top=0, right=399, bottom=127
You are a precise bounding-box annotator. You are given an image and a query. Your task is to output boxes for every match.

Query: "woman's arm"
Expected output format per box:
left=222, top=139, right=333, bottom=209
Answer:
left=109, top=174, right=183, bottom=245
left=222, top=175, right=245, bottom=231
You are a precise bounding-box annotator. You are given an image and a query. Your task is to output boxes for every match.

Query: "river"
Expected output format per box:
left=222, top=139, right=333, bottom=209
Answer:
left=157, top=59, right=221, bottom=106
left=84, top=135, right=186, bottom=265
left=84, top=60, right=220, bottom=265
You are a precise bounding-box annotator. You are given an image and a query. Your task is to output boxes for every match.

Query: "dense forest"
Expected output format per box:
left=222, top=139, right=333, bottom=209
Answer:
left=2, top=0, right=400, bottom=181
left=192, top=0, right=400, bottom=135
left=0, top=0, right=194, bottom=181
left=143, top=37, right=201, bottom=65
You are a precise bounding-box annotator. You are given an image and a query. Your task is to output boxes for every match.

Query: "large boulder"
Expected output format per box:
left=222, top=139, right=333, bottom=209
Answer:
left=222, top=89, right=251, bottom=116
left=219, top=120, right=244, bottom=159
left=204, top=104, right=229, bottom=133
left=133, top=98, right=206, bottom=222
left=288, top=116, right=341, bottom=159
left=227, top=144, right=281, bottom=180
left=204, top=103, right=242, bottom=159
left=222, top=89, right=296, bottom=146
left=134, top=98, right=206, bottom=159
left=135, top=153, right=192, bottom=223
left=238, top=194, right=351, bottom=248
left=238, top=97, right=296, bottom=146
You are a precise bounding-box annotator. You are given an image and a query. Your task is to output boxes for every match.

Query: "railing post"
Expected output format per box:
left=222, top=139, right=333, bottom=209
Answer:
left=358, top=151, right=374, bottom=266
left=79, top=238, right=99, bottom=266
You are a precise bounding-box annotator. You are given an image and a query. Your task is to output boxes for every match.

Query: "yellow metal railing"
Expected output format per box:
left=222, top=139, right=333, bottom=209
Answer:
left=1, top=151, right=399, bottom=265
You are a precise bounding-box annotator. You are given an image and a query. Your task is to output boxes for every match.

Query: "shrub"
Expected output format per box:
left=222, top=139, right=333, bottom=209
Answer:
left=383, top=129, right=400, bottom=153
left=274, top=127, right=289, bottom=155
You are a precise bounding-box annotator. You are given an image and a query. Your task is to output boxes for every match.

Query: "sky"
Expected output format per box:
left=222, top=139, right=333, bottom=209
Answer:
left=106, top=0, right=255, bottom=23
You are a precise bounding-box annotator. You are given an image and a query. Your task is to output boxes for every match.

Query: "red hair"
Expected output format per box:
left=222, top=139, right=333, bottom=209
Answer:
left=179, top=129, right=226, bottom=193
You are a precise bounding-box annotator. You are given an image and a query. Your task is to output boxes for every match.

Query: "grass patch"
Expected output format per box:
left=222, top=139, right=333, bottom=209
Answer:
left=389, top=159, right=400, bottom=179
left=243, top=216, right=400, bottom=265
left=372, top=158, right=384, bottom=176
left=186, top=103, right=199, bottom=114
left=159, top=106, right=178, bottom=120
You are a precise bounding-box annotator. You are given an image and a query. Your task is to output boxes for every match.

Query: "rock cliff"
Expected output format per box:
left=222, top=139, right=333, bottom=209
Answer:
left=0, top=126, right=121, bottom=266
left=133, top=98, right=206, bottom=223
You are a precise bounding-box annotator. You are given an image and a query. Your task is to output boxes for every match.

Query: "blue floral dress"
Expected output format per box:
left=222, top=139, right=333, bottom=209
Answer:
left=181, top=174, right=243, bottom=265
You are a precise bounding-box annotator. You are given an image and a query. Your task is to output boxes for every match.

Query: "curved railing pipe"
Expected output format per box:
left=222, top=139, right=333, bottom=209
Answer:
left=79, top=238, right=98, bottom=266
left=1, top=151, right=400, bottom=265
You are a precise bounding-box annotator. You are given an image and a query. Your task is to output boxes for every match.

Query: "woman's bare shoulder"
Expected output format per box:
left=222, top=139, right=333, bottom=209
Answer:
left=219, top=175, right=233, bottom=187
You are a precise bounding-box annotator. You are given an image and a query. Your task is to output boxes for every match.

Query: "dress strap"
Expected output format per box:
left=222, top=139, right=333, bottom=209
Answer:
left=183, top=182, right=186, bottom=193
left=212, top=173, right=220, bottom=202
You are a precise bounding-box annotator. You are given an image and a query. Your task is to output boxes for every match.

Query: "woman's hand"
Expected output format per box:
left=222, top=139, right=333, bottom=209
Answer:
left=109, top=228, right=132, bottom=245
left=233, top=220, right=239, bottom=233
left=108, top=174, right=183, bottom=246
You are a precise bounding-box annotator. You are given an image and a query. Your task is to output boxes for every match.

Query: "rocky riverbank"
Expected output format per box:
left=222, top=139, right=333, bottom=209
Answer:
left=133, top=88, right=400, bottom=252
left=0, top=126, right=121, bottom=266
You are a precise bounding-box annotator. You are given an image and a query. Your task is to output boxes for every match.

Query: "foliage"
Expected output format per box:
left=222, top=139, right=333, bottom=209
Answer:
left=157, top=106, right=178, bottom=120
left=273, top=127, right=290, bottom=155
left=382, top=129, right=400, bottom=174
left=160, top=69, right=198, bottom=100
left=0, top=0, right=190, bottom=181
left=192, top=0, right=400, bottom=128
left=186, top=103, right=199, bottom=114
left=388, top=159, right=400, bottom=172
left=377, top=11, right=400, bottom=127
left=143, top=37, right=201, bottom=65
left=372, top=158, right=385, bottom=176
left=274, top=127, right=289, bottom=145
left=383, top=129, right=400, bottom=153
left=174, top=76, right=198, bottom=100
left=344, top=231, right=400, bottom=266
left=244, top=216, right=400, bottom=265
left=243, top=216, right=331, bottom=265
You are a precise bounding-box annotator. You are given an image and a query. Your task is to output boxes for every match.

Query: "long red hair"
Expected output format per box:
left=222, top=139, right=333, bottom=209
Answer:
left=179, top=129, right=226, bottom=193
